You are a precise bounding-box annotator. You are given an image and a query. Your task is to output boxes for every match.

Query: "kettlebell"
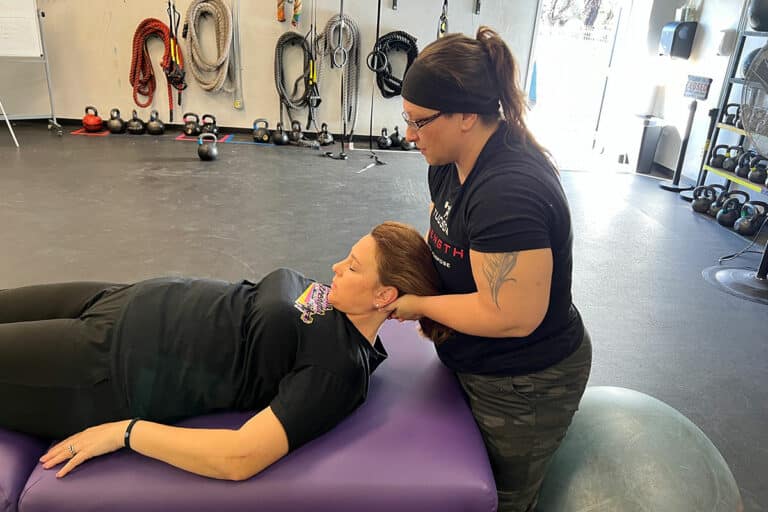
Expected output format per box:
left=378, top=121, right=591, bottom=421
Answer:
left=126, top=110, right=146, bottom=135
left=709, top=145, right=730, bottom=168
left=389, top=126, right=402, bottom=147
left=146, top=110, right=165, bottom=135
left=717, top=194, right=750, bottom=228
left=197, top=133, right=219, bottom=161
left=107, top=108, right=126, bottom=134
left=400, top=137, right=416, bottom=151
left=735, top=150, right=757, bottom=178
left=253, top=119, right=270, bottom=143
left=722, top=104, right=740, bottom=126
left=734, top=201, right=768, bottom=236
left=201, top=114, right=219, bottom=136
left=691, top=186, right=718, bottom=214
left=318, top=123, right=334, bottom=146
left=288, top=120, right=303, bottom=143
left=748, top=157, right=768, bottom=183
left=722, top=146, right=743, bottom=172
left=183, top=113, right=201, bottom=137
left=706, top=184, right=728, bottom=217
left=82, top=106, right=103, bottom=132
left=377, top=128, right=392, bottom=149
left=272, top=122, right=289, bottom=145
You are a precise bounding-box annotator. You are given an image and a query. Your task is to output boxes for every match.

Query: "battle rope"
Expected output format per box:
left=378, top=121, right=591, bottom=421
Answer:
left=369, top=31, right=418, bottom=98
left=183, top=0, right=233, bottom=94
left=129, top=18, right=186, bottom=120
left=274, top=31, right=317, bottom=129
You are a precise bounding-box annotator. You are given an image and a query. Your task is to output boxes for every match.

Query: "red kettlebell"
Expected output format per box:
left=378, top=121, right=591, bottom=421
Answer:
left=83, top=106, right=103, bottom=133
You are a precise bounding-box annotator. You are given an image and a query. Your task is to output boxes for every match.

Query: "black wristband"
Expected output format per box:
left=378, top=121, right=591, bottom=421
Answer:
left=124, top=418, right=141, bottom=450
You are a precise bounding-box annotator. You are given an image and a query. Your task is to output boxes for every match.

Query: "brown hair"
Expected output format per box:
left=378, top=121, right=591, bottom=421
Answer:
left=370, top=221, right=453, bottom=345
left=416, top=26, right=549, bottom=157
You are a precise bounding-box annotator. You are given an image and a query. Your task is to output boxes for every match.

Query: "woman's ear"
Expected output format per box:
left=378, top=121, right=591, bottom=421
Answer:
left=376, top=286, right=399, bottom=307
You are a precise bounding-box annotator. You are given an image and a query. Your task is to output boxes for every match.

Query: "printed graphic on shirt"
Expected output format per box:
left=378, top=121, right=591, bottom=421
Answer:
left=428, top=227, right=466, bottom=270
left=433, top=200, right=452, bottom=236
left=294, top=283, right=333, bottom=324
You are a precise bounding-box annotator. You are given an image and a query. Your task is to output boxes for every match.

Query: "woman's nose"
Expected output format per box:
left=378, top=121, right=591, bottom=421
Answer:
left=332, top=262, right=341, bottom=275
left=405, top=125, right=418, bottom=142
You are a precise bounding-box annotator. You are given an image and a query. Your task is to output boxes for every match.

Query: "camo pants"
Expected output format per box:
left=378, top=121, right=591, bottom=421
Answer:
left=457, top=330, right=592, bottom=512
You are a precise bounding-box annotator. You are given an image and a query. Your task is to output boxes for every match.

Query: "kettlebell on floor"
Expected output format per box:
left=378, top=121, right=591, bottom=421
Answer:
left=198, top=133, right=219, bottom=161
left=127, top=110, right=146, bottom=135
left=146, top=110, right=165, bottom=135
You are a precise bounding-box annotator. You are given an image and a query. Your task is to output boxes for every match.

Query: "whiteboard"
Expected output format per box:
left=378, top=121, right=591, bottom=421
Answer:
left=0, top=0, right=43, bottom=58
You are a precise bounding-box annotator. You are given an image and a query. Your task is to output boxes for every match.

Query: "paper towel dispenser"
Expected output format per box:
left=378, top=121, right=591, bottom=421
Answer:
left=659, top=21, right=698, bottom=59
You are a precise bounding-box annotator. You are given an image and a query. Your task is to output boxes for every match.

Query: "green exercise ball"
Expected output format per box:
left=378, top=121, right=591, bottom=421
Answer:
left=537, top=387, right=743, bottom=512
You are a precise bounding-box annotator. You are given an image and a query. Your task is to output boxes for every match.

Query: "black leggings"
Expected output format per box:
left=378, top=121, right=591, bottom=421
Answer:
left=0, top=282, right=131, bottom=439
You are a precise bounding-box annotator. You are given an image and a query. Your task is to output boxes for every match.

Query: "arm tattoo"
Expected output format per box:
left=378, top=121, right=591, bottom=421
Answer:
left=482, top=253, right=519, bottom=309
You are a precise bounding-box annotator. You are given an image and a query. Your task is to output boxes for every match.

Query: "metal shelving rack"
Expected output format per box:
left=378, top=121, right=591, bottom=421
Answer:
left=692, top=2, right=768, bottom=304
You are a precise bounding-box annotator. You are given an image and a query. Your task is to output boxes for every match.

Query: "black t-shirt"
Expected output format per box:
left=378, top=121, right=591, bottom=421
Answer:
left=106, top=268, right=387, bottom=450
left=427, top=125, right=584, bottom=376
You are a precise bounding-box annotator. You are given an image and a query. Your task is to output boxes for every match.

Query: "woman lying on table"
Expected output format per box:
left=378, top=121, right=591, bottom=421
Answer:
left=0, top=221, right=449, bottom=480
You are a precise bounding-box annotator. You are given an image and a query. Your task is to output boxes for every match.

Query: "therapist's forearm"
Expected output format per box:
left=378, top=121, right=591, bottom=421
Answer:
left=129, top=420, right=243, bottom=480
left=416, top=293, right=533, bottom=338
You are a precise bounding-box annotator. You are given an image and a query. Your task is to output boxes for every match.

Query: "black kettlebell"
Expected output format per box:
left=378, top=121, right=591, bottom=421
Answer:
left=253, top=119, right=270, bottom=143
left=691, top=186, right=718, bottom=214
left=736, top=151, right=757, bottom=178
left=722, top=104, right=740, bottom=126
left=718, top=194, right=750, bottom=228
left=318, top=123, right=334, bottom=146
left=146, top=110, right=165, bottom=135
left=748, top=157, right=768, bottom=183
left=389, top=126, right=402, bottom=147
left=183, top=113, right=201, bottom=137
left=401, top=137, right=416, bottom=151
left=750, top=0, right=768, bottom=31
left=201, top=114, right=219, bottom=136
left=197, top=133, right=219, bottom=161
left=377, top=128, right=392, bottom=149
left=126, top=110, right=146, bottom=135
left=734, top=201, right=768, bottom=236
left=288, top=120, right=303, bottom=143
left=107, top=109, right=126, bottom=134
left=706, top=184, right=728, bottom=217
left=709, top=145, right=729, bottom=168
left=722, top=146, right=743, bottom=172
left=272, top=122, right=289, bottom=145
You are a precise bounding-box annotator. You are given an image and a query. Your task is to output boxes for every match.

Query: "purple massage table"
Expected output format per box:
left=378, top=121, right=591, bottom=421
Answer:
left=3, top=321, right=496, bottom=512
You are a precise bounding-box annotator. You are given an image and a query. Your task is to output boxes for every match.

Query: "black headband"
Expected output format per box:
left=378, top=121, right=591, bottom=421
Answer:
left=401, top=58, right=500, bottom=114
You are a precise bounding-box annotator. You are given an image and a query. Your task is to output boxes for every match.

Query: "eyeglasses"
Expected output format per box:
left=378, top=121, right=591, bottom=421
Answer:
left=401, top=111, right=443, bottom=131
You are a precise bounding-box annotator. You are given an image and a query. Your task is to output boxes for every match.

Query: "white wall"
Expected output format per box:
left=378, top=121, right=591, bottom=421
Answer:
left=599, top=0, right=750, bottom=181
left=0, top=0, right=539, bottom=135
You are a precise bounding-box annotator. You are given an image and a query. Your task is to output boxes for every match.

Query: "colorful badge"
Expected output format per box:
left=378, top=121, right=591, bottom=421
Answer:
left=294, top=282, right=333, bottom=324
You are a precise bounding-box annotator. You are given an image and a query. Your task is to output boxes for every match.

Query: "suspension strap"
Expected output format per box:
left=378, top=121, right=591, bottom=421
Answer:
left=437, top=0, right=448, bottom=38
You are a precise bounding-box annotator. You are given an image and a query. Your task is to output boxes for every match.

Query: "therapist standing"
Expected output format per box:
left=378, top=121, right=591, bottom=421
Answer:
left=382, top=26, right=592, bottom=512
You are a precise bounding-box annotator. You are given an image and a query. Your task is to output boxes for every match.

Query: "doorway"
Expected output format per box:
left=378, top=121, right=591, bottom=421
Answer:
left=526, top=0, right=628, bottom=172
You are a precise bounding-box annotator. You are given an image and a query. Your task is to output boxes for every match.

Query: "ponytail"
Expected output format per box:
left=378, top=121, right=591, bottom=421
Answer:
left=475, top=26, right=548, bottom=156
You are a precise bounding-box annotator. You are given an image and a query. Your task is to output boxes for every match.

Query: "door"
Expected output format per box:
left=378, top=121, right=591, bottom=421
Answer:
left=526, top=0, right=626, bottom=172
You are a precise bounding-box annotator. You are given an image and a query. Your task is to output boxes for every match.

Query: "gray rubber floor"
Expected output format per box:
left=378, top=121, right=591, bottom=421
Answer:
left=1, top=122, right=766, bottom=511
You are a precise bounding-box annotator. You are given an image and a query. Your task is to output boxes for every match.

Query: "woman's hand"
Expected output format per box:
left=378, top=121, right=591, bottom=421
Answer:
left=39, top=420, right=130, bottom=478
left=380, top=294, right=424, bottom=321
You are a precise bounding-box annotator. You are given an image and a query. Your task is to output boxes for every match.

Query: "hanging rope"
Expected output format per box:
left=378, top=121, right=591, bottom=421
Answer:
left=130, top=18, right=185, bottom=116
left=316, top=13, right=361, bottom=135
left=183, top=0, right=233, bottom=94
left=274, top=31, right=316, bottom=127
left=368, top=31, right=418, bottom=98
